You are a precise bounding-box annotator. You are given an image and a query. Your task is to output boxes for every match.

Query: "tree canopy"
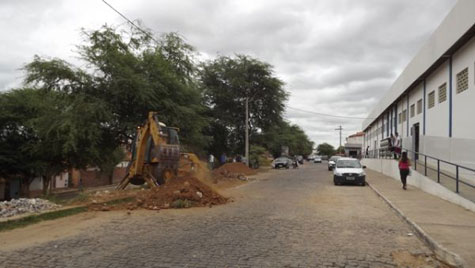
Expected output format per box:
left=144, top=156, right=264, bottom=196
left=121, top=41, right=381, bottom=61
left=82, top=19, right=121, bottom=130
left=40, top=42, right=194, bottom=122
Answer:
left=200, top=55, right=289, bottom=155
left=317, top=143, right=335, bottom=157
left=0, top=24, right=317, bottom=195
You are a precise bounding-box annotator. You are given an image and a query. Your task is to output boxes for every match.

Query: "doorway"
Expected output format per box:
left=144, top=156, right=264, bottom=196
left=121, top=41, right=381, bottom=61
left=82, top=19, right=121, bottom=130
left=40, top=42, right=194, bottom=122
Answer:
left=412, top=123, right=420, bottom=160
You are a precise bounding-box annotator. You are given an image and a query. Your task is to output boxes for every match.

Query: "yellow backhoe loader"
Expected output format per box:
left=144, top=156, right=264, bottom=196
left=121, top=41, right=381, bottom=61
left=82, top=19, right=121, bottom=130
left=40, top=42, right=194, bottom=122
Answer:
left=116, top=112, right=201, bottom=190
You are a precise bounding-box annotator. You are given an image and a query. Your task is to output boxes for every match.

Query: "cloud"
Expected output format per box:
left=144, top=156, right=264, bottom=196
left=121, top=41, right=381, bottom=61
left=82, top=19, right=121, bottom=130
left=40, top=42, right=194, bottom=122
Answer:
left=0, top=0, right=457, bottom=147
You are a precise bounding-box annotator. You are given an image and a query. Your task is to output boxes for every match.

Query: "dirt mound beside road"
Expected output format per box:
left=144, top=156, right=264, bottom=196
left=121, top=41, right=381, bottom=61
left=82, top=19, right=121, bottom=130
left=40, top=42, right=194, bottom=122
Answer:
left=215, top=162, right=257, bottom=176
left=89, top=175, right=227, bottom=211
left=211, top=162, right=257, bottom=183
left=135, top=175, right=227, bottom=209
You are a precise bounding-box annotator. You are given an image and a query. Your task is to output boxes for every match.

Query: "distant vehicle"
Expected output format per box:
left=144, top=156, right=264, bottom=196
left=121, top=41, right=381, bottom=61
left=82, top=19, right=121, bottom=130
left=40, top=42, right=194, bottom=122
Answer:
left=333, top=157, right=366, bottom=186
left=328, top=156, right=341, bottom=171
left=272, top=157, right=292, bottom=169
left=307, top=155, right=315, bottom=161
left=296, top=155, right=304, bottom=164
left=313, top=156, right=322, bottom=163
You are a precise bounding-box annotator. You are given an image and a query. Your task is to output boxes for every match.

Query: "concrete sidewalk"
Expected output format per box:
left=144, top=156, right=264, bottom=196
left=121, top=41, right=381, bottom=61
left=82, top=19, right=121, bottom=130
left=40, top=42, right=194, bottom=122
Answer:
left=366, top=169, right=475, bottom=267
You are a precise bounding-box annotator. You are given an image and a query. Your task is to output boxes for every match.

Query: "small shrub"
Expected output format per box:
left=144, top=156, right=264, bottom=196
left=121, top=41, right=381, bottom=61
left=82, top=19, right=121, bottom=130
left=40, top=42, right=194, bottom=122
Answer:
left=170, top=199, right=192, bottom=208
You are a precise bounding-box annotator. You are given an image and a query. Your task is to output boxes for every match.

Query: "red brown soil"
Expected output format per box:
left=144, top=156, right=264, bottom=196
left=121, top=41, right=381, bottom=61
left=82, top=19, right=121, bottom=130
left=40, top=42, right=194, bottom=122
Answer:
left=211, top=162, right=257, bottom=182
left=89, top=175, right=227, bottom=211
left=215, top=163, right=257, bottom=175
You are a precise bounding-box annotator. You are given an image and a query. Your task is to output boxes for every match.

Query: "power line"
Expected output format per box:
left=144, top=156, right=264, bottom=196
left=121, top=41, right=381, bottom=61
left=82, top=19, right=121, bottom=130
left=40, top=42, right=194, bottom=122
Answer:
left=102, top=0, right=160, bottom=44
left=286, top=106, right=376, bottom=120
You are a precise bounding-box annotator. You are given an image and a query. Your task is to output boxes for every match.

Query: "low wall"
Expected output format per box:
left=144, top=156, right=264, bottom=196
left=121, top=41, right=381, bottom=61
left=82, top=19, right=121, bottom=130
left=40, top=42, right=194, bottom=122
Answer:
left=361, top=158, right=475, bottom=213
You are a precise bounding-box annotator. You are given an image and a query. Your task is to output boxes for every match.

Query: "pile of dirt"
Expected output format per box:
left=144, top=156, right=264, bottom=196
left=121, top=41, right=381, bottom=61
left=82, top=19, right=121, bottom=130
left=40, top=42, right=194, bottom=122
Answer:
left=212, top=162, right=257, bottom=182
left=89, top=175, right=227, bottom=211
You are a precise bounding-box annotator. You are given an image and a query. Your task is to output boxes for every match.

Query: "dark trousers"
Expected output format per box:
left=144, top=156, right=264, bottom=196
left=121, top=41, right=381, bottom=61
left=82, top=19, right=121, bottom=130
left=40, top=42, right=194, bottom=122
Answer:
left=400, top=169, right=409, bottom=186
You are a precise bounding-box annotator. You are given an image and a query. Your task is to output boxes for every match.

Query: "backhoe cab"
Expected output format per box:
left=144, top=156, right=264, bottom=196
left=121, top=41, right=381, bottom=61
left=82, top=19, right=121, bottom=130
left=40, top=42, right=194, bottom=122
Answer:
left=117, top=112, right=192, bottom=190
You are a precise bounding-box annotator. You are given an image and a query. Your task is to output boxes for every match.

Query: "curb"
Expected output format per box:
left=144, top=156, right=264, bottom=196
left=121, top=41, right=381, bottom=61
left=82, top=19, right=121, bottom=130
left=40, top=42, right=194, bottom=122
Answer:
left=367, top=182, right=465, bottom=268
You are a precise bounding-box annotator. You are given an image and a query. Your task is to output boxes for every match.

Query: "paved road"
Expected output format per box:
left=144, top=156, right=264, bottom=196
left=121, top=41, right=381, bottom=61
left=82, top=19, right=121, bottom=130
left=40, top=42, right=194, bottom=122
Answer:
left=0, top=163, right=432, bottom=268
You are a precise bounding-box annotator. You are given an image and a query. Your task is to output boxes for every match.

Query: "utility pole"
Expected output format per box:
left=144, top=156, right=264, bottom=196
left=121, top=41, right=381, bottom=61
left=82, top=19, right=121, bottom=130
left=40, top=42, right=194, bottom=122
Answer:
left=335, top=125, right=343, bottom=149
left=245, top=97, right=249, bottom=167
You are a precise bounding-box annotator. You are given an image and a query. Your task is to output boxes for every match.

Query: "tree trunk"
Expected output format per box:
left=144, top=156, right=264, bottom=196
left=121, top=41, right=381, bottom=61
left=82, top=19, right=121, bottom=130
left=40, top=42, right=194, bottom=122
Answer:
left=42, top=175, right=51, bottom=195
left=20, top=177, right=33, bottom=198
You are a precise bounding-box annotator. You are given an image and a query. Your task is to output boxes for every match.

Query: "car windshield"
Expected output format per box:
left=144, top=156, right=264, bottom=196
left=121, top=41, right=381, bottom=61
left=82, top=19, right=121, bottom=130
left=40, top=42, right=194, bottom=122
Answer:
left=329, top=156, right=340, bottom=161
left=336, top=160, right=361, bottom=168
left=276, top=157, right=289, bottom=161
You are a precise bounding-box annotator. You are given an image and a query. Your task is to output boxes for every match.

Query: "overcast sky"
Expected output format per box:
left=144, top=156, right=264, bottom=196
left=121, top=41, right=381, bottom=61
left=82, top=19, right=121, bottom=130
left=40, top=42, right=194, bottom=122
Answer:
left=0, top=0, right=457, bottom=148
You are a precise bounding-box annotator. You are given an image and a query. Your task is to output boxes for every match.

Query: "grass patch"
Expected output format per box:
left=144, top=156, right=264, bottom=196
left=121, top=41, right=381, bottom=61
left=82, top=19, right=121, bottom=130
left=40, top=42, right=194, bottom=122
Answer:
left=0, top=206, right=88, bottom=232
left=102, top=197, right=135, bottom=206
left=170, top=199, right=193, bottom=208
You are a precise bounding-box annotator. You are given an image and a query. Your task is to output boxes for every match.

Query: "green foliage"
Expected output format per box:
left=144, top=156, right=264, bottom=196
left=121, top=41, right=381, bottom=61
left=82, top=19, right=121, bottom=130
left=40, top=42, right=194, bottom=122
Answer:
left=201, top=55, right=288, bottom=155
left=336, top=146, right=345, bottom=154
left=317, top=143, right=335, bottom=157
left=0, top=88, right=115, bottom=193
left=171, top=199, right=192, bottom=208
left=0, top=207, right=88, bottom=232
left=24, top=25, right=209, bottom=150
left=256, top=121, right=314, bottom=157
left=250, top=145, right=271, bottom=167
left=1, top=24, right=317, bottom=190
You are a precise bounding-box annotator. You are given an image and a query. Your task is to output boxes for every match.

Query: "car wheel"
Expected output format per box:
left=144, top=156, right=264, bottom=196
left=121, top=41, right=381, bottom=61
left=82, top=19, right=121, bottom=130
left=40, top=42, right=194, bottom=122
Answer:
left=328, top=167, right=332, bottom=171
left=360, top=181, right=366, bottom=186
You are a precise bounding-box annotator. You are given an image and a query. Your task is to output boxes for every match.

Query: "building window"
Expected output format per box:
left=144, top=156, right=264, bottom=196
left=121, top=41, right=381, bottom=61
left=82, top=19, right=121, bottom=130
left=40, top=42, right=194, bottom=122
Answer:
left=398, top=113, right=402, bottom=124
left=456, top=67, right=468, bottom=94
left=402, top=110, right=407, bottom=122
left=417, top=99, right=422, bottom=114
left=438, top=83, right=447, bottom=103
left=410, top=104, right=415, bottom=118
left=428, top=91, right=435, bottom=109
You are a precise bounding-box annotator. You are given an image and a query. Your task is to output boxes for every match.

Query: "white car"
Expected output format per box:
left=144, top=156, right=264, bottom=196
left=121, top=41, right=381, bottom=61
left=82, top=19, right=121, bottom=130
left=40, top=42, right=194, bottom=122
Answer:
left=313, top=156, right=322, bottom=163
left=333, top=158, right=366, bottom=186
left=327, top=156, right=341, bottom=170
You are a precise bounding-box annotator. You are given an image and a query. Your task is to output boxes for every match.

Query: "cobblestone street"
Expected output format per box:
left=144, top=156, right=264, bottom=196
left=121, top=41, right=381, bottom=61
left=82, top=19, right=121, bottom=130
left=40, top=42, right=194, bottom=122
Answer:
left=0, top=164, right=433, bottom=268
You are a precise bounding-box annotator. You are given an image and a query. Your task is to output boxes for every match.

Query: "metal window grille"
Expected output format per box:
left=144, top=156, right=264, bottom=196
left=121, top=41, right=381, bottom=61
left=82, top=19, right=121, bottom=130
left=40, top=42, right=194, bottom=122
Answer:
left=428, top=91, right=435, bottom=109
left=438, top=83, right=447, bottom=103
left=456, top=68, right=468, bottom=94
left=417, top=99, right=422, bottom=114
left=410, top=104, right=415, bottom=118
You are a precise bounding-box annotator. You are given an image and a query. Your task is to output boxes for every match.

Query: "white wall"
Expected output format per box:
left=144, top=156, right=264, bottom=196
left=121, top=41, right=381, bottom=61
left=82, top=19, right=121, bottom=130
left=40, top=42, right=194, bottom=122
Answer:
left=426, top=61, right=449, bottom=138
left=452, top=36, right=475, bottom=140
left=363, top=0, right=475, bottom=129
left=347, top=135, right=363, bottom=145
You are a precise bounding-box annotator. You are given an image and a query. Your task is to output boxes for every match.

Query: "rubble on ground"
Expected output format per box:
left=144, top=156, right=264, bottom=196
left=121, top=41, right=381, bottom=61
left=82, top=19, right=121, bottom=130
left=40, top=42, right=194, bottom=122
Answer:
left=0, top=198, right=61, bottom=218
left=212, top=162, right=257, bottom=182
left=89, top=175, right=227, bottom=211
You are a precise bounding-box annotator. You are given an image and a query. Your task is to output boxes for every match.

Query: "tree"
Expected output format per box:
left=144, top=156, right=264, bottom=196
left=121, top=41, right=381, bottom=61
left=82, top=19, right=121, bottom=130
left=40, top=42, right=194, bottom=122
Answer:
left=317, top=143, right=335, bottom=157
left=336, top=146, right=345, bottom=154
left=201, top=55, right=288, bottom=155
left=256, top=121, right=314, bottom=157
left=0, top=89, right=114, bottom=194
left=23, top=25, right=209, bottom=152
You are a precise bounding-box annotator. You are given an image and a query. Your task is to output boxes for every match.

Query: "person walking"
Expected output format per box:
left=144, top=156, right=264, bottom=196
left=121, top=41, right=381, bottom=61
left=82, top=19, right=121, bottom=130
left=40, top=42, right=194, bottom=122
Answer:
left=208, top=154, right=215, bottom=170
left=394, top=132, right=401, bottom=159
left=220, top=153, right=227, bottom=165
left=399, top=151, right=411, bottom=190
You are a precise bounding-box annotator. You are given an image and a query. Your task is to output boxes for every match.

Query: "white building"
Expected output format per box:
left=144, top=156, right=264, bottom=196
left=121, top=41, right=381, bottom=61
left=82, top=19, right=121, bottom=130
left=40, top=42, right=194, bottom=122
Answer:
left=344, top=132, right=364, bottom=158
left=363, top=0, right=475, bottom=169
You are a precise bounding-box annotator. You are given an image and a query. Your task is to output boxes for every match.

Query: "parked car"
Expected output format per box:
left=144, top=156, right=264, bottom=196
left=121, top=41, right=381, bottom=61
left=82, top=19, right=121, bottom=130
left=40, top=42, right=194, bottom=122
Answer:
left=313, top=156, right=322, bottom=163
left=328, top=156, right=341, bottom=170
left=307, top=155, right=315, bottom=161
left=272, top=157, right=292, bottom=169
left=333, top=157, right=366, bottom=186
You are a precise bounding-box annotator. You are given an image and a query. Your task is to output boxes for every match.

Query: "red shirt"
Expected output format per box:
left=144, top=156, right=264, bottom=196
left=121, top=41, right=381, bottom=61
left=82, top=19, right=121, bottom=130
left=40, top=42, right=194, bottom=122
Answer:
left=399, top=160, right=411, bottom=170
